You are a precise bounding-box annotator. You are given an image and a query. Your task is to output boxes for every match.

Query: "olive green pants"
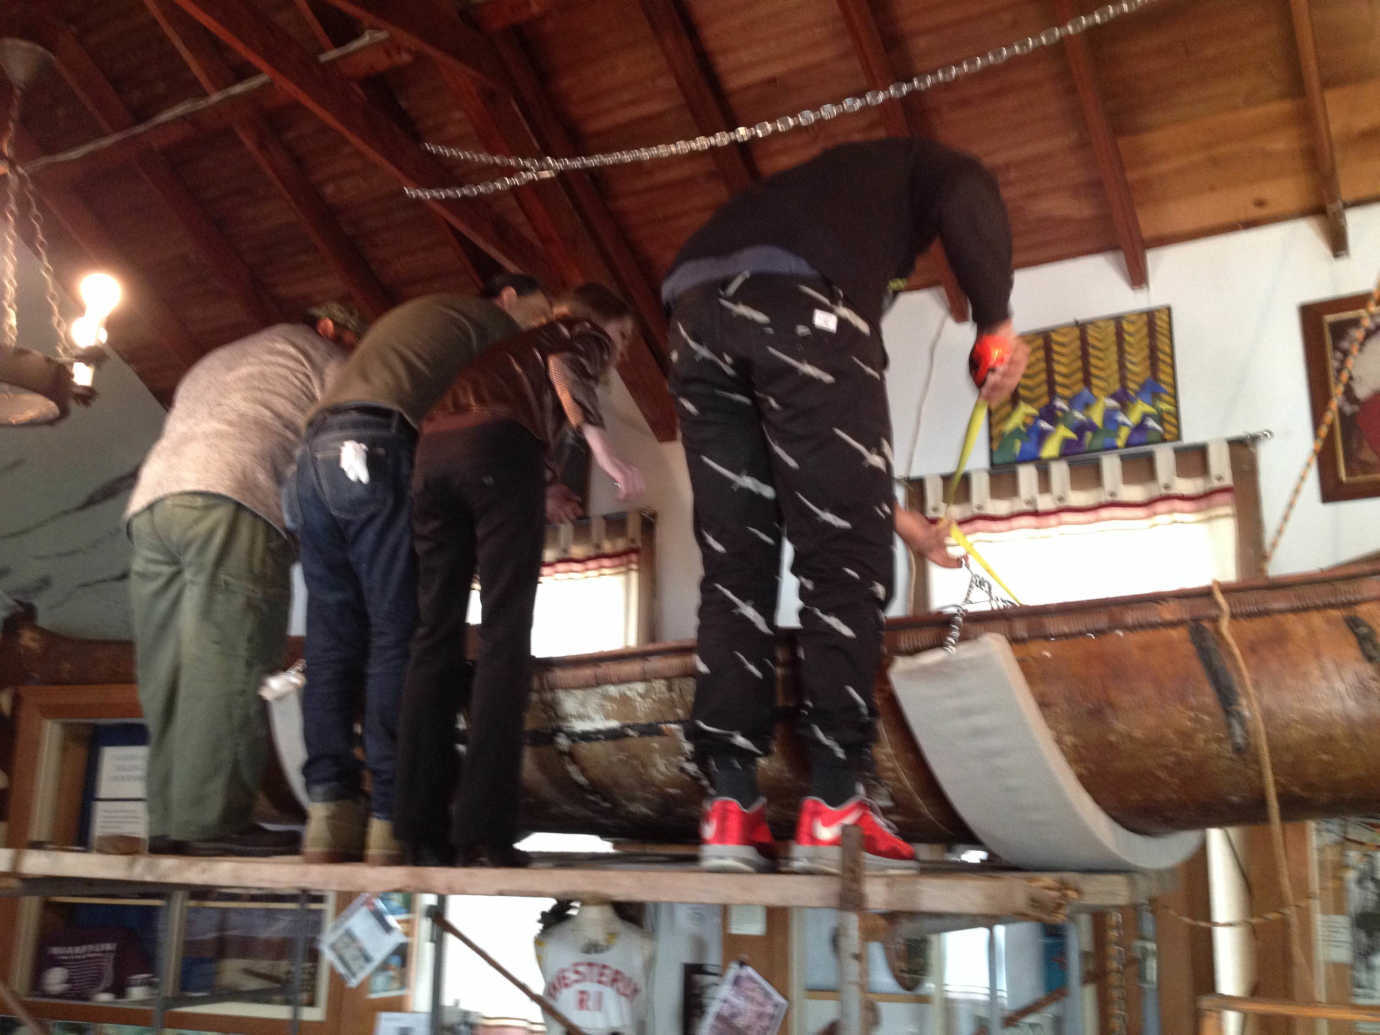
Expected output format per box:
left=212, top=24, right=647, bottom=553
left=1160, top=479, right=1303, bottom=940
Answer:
left=128, top=494, right=293, bottom=840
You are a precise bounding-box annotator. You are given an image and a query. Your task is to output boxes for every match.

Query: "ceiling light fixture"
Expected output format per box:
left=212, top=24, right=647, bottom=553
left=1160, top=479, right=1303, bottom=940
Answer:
left=0, top=38, right=118, bottom=426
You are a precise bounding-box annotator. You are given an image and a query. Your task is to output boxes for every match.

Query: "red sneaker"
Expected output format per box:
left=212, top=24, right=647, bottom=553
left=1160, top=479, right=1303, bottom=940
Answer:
left=790, top=795, right=920, bottom=873
left=699, top=797, right=777, bottom=872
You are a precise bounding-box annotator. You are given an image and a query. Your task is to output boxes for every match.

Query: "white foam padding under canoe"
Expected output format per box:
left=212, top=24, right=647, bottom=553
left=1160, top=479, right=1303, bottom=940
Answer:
left=889, top=633, right=1203, bottom=871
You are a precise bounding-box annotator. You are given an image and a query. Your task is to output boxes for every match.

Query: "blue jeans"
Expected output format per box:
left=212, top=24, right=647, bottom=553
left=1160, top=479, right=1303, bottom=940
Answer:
left=290, top=409, right=418, bottom=819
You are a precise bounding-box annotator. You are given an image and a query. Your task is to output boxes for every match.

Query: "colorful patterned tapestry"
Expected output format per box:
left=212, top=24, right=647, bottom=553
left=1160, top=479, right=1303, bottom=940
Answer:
left=989, top=306, right=1179, bottom=465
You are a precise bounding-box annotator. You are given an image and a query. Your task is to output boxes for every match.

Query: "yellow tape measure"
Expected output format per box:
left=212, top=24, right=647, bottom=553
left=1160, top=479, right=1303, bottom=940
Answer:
left=942, top=397, right=1022, bottom=605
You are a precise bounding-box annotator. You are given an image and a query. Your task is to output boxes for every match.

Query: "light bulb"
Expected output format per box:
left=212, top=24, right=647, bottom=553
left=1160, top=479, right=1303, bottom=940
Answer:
left=69, top=315, right=107, bottom=350
left=79, top=273, right=122, bottom=320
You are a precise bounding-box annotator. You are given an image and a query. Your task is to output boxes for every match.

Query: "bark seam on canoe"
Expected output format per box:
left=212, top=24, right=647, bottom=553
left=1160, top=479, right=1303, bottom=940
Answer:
left=1187, top=621, right=1250, bottom=755
left=1344, top=614, right=1380, bottom=666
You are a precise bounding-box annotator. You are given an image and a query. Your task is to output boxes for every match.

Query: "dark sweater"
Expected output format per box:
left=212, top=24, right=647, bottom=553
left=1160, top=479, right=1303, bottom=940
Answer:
left=663, top=138, right=1013, bottom=330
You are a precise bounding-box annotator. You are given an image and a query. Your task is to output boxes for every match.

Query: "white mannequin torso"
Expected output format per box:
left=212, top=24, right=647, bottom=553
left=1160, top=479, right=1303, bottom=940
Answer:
left=535, top=903, right=654, bottom=1035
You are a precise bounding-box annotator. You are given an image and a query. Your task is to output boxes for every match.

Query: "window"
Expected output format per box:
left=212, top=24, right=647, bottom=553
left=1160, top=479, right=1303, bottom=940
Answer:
left=466, top=511, right=655, bottom=656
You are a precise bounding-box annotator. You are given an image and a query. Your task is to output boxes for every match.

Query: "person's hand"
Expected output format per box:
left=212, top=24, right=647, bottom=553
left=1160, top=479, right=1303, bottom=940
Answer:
left=974, top=319, right=1029, bottom=404
left=601, top=456, right=645, bottom=501
left=545, top=483, right=583, bottom=524
left=584, top=426, right=646, bottom=501
left=894, top=507, right=963, bottom=569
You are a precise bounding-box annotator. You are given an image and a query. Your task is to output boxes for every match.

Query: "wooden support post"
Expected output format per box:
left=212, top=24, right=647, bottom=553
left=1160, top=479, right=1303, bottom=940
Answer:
left=1242, top=821, right=1317, bottom=1035
left=1287, top=0, right=1348, bottom=256
left=1153, top=843, right=1215, bottom=1035
left=838, top=824, right=867, bottom=1035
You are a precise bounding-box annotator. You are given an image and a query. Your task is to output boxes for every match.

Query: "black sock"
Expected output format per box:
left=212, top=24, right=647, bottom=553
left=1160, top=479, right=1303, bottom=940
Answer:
left=807, top=743, right=862, bottom=807
left=708, top=756, right=759, bottom=808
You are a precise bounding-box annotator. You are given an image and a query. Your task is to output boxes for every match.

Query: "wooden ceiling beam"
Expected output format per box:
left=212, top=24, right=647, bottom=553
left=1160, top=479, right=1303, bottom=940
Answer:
left=489, top=33, right=677, bottom=440
left=11, top=124, right=201, bottom=377
left=169, top=0, right=555, bottom=282
left=447, top=62, right=676, bottom=440
left=20, top=39, right=416, bottom=189
left=314, top=0, right=511, bottom=91
left=1287, top=0, right=1348, bottom=256
left=313, top=0, right=677, bottom=439
left=46, top=27, right=285, bottom=325
left=144, top=0, right=393, bottom=319
left=636, top=0, right=755, bottom=195
left=291, top=0, right=489, bottom=291
left=1051, top=0, right=1148, bottom=288
left=835, top=0, right=971, bottom=323
left=470, top=0, right=558, bottom=32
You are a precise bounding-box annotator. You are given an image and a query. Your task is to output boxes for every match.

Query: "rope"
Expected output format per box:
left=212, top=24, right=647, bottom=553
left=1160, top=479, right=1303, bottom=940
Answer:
left=1199, top=582, right=1316, bottom=999
left=1264, top=273, right=1380, bottom=566
left=1164, top=891, right=1320, bottom=930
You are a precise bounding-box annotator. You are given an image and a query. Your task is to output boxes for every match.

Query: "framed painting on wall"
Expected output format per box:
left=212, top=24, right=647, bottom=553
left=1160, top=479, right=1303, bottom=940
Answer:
left=988, top=306, right=1180, bottom=465
left=1299, top=292, right=1380, bottom=503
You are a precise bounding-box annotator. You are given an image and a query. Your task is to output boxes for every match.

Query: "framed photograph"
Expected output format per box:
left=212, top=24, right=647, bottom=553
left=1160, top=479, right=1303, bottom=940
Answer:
left=989, top=306, right=1179, bottom=465
left=1300, top=293, right=1380, bottom=502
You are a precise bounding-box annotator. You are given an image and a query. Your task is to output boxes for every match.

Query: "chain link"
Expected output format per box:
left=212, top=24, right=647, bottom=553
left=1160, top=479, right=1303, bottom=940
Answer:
left=1107, top=909, right=1128, bottom=1035
left=2, top=84, right=23, bottom=352
left=408, top=0, right=1161, bottom=201
left=19, top=165, right=68, bottom=357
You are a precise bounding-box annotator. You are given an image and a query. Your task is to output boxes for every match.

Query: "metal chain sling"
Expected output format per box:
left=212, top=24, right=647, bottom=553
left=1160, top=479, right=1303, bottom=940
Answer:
left=409, top=0, right=1165, bottom=200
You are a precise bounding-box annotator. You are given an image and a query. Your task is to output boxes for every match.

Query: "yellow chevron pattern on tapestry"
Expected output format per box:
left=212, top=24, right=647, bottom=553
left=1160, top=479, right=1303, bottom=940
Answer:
left=1152, top=306, right=1179, bottom=440
left=987, top=306, right=1179, bottom=465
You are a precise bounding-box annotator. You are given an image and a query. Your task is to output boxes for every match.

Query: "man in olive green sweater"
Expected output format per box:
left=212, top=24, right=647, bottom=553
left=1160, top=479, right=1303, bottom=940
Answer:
left=288, top=274, right=551, bottom=864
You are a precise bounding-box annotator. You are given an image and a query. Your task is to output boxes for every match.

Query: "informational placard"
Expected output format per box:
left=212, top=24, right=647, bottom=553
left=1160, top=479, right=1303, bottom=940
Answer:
left=374, top=1011, right=430, bottom=1035
left=91, top=799, right=148, bottom=841
left=697, top=961, right=787, bottom=1035
left=320, top=894, right=407, bottom=988
left=96, top=745, right=148, bottom=800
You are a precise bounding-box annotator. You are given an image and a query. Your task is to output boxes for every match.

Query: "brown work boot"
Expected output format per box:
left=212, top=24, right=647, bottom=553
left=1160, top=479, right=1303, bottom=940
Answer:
left=364, top=817, right=403, bottom=866
left=303, top=798, right=367, bottom=863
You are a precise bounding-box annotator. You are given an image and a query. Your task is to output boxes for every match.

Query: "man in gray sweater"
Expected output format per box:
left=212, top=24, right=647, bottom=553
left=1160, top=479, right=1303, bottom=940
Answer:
left=125, top=303, right=363, bottom=857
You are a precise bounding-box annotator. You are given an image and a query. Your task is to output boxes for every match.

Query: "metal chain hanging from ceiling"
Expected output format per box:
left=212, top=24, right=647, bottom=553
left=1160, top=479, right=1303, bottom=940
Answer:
left=408, top=0, right=1165, bottom=200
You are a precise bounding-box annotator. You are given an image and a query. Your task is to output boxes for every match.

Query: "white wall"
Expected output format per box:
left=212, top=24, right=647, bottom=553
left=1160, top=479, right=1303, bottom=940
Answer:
left=603, top=204, right=1380, bottom=641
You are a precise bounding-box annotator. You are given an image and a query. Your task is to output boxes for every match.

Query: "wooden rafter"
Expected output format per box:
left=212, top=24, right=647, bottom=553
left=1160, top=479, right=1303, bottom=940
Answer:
left=42, top=25, right=284, bottom=325
left=18, top=38, right=416, bottom=189
left=1051, top=0, right=1148, bottom=288
left=169, top=0, right=556, bottom=283
left=1287, top=0, right=1348, bottom=256
left=834, top=0, right=971, bottom=322
left=145, top=0, right=393, bottom=319
left=637, top=0, right=755, bottom=195
left=291, top=0, right=488, bottom=289
left=319, top=0, right=678, bottom=441
left=10, top=123, right=201, bottom=378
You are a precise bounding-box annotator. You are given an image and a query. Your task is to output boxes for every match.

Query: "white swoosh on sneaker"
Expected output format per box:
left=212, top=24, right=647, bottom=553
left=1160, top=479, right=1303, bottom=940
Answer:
left=812, top=809, right=864, bottom=843
left=701, top=815, right=718, bottom=842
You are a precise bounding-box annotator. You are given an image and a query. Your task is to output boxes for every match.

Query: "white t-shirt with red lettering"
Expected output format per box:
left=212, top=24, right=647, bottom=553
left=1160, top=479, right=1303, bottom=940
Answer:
left=535, top=910, right=652, bottom=1035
